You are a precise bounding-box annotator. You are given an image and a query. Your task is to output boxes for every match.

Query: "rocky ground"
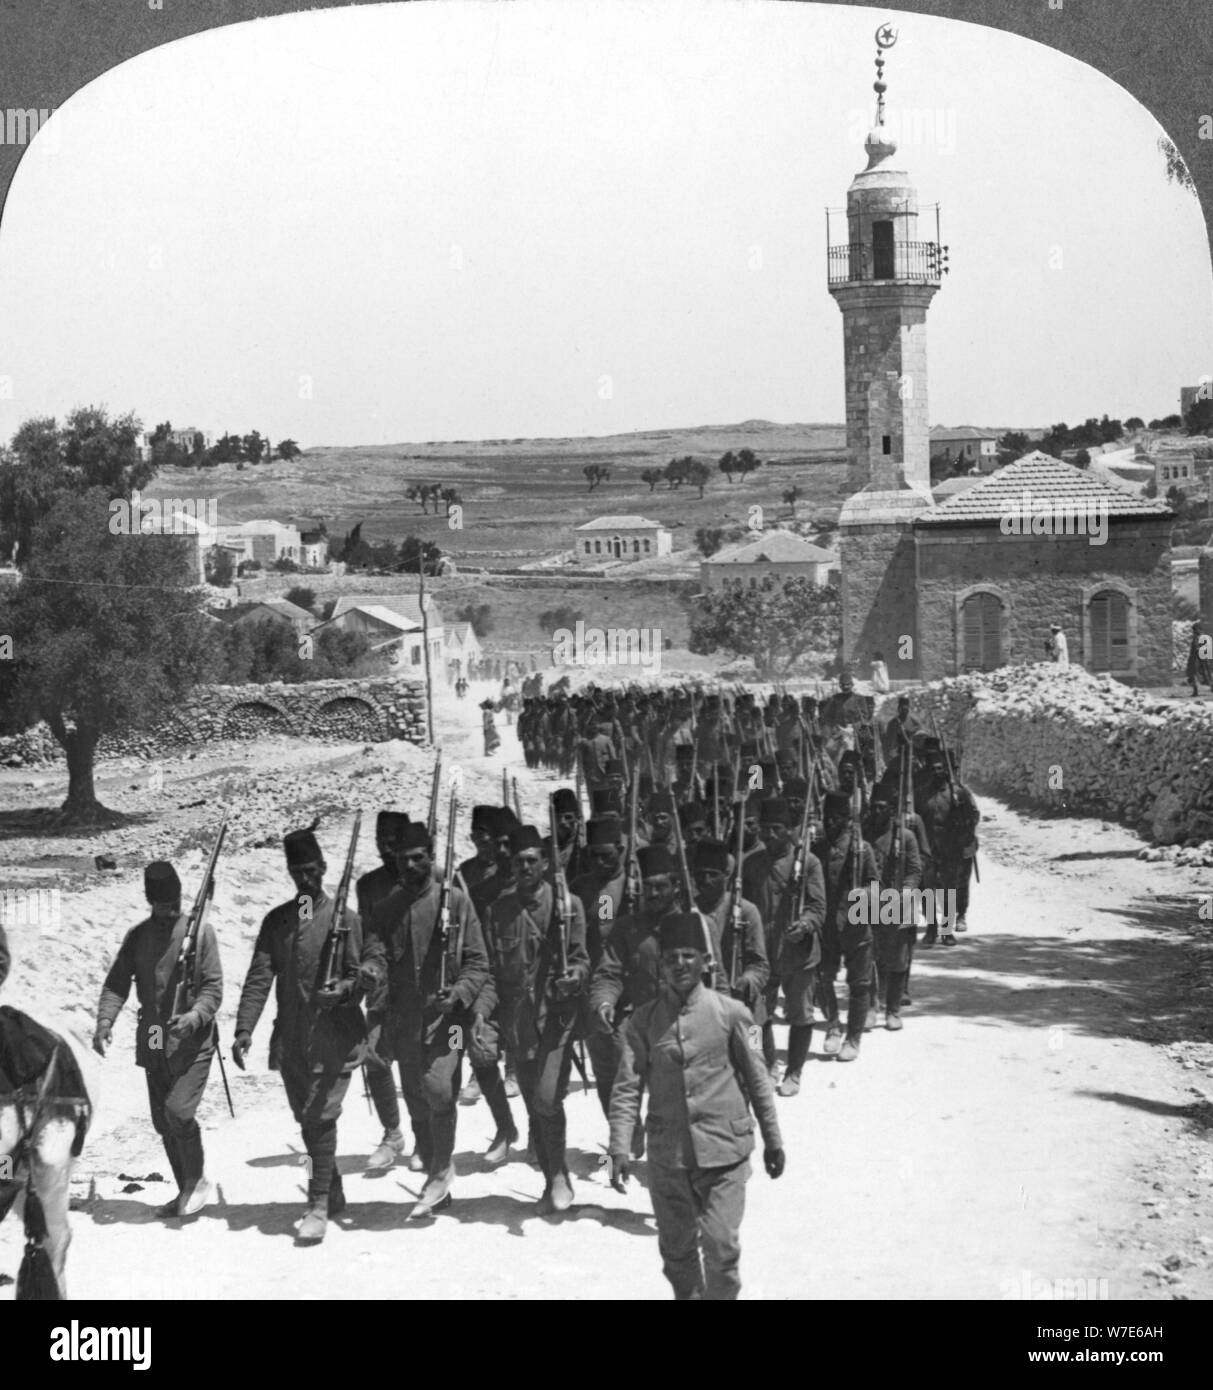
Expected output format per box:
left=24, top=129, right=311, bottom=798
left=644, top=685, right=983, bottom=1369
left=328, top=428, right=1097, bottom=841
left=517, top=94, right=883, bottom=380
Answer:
left=2, top=681, right=1211, bottom=1300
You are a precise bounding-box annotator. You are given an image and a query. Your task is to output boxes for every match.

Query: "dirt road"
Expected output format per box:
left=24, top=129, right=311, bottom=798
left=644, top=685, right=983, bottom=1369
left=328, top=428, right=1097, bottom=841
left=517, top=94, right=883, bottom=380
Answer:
left=3, top=682, right=1211, bottom=1299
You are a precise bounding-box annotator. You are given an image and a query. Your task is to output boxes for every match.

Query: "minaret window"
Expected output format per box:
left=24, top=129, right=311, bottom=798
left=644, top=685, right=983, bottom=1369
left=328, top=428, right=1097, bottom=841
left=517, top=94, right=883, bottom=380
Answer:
left=873, top=220, right=895, bottom=279
left=882, top=435, right=892, bottom=455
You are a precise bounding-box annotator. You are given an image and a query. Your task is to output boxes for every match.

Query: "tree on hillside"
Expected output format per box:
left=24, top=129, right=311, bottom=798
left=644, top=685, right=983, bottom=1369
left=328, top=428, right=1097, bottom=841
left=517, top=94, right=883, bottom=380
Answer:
left=1125, top=417, right=1145, bottom=433
left=782, top=484, right=803, bottom=517
left=688, top=575, right=840, bottom=679
left=455, top=601, right=494, bottom=637
left=640, top=467, right=663, bottom=493
left=997, top=430, right=1031, bottom=466
left=398, top=535, right=442, bottom=575
left=242, top=431, right=267, bottom=464
left=1149, top=415, right=1182, bottom=431
left=284, top=585, right=316, bottom=613
left=695, top=526, right=726, bottom=557
left=718, top=451, right=737, bottom=483
left=0, top=407, right=152, bottom=564
left=439, top=486, right=462, bottom=516
left=583, top=464, right=610, bottom=493
left=1185, top=398, right=1213, bottom=435
left=538, top=604, right=583, bottom=634
left=686, top=459, right=710, bottom=497
left=333, top=521, right=363, bottom=562
left=405, top=484, right=428, bottom=513
left=735, top=447, right=762, bottom=482
left=276, top=439, right=302, bottom=460
left=0, top=490, right=214, bottom=821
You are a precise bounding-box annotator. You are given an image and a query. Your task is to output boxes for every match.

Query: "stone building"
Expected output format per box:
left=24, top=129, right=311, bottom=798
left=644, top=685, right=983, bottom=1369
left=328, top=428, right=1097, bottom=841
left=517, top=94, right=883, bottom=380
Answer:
left=574, top=515, right=671, bottom=563
left=832, top=35, right=1173, bottom=687
left=930, top=426, right=1000, bottom=473
left=701, top=530, right=839, bottom=589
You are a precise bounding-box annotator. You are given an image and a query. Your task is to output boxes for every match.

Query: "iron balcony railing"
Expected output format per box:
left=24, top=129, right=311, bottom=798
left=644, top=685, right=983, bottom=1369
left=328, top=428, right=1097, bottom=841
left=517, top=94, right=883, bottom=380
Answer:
left=827, top=240, right=948, bottom=286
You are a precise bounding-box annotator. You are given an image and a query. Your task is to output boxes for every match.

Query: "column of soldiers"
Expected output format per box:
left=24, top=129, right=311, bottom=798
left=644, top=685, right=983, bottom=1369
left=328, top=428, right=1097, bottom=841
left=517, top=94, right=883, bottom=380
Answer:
left=86, top=673, right=978, bottom=1297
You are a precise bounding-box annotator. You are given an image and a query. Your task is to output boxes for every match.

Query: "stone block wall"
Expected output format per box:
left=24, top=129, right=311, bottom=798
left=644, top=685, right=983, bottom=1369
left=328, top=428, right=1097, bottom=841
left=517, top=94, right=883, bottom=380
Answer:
left=876, top=664, right=1213, bottom=845
left=0, top=676, right=428, bottom=767
left=915, top=519, right=1172, bottom=685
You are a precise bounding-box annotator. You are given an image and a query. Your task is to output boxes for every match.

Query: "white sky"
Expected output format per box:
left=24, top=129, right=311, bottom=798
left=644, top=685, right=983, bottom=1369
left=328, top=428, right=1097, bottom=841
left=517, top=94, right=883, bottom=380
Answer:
left=0, top=0, right=1208, bottom=447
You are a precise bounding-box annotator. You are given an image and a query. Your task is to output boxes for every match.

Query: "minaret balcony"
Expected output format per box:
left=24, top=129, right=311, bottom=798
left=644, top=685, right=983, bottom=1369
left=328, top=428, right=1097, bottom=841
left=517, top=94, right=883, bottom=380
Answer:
left=827, top=240, right=947, bottom=287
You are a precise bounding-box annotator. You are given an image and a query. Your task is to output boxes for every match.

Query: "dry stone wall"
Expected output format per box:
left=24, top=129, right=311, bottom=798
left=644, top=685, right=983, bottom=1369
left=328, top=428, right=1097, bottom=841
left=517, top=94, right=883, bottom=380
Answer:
left=877, top=664, right=1213, bottom=846
left=0, top=676, right=428, bottom=767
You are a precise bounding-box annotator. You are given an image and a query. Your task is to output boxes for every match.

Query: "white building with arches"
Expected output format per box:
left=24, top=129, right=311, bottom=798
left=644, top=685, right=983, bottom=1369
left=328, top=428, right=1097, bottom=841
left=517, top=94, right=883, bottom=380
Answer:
left=574, top=515, right=672, bottom=563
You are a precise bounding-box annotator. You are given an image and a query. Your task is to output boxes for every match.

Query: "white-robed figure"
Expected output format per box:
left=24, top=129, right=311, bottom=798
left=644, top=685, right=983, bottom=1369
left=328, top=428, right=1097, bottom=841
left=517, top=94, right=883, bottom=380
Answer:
left=1048, top=623, right=1069, bottom=670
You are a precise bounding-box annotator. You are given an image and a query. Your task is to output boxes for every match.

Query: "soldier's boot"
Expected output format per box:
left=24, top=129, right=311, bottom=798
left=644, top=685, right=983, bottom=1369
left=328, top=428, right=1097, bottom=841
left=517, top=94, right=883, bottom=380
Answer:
left=296, top=1199, right=328, bottom=1245
left=155, top=1135, right=185, bottom=1217
left=176, top=1132, right=212, bottom=1217
left=761, top=1021, right=780, bottom=1080
left=886, top=971, right=907, bottom=1031
left=867, top=966, right=884, bottom=1029
left=366, top=1128, right=405, bottom=1173
left=411, top=1110, right=456, bottom=1217
left=777, top=1024, right=813, bottom=1096
left=478, top=1064, right=516, bottom=1142
left=328, top=1172, right=347, bottom=1218
left=822, top=1019, right=844, bottom=1056
left=838, top=990, right=867, bottom=1062
left=548, top=1168, right=575, bottom=1214
left=485, top=1125, right=518, bottom=1167
left=411, top=1167, right=454, bottom=1219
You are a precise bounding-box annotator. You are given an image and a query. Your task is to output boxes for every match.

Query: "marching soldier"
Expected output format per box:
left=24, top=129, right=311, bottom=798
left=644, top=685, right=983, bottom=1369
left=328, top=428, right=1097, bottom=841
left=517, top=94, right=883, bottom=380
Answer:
left=914, top=738, right=981, bottom=945
left=485, top=826, right=589, bottom=1213
left=864, top=785, right=922, bottom=1031
left=814, top=791, right=879, bottom=1062
left=608, top=913, right=785, bottom=1301
left=357, top=810, right=413, bottom=1173
left=94, top=860, right=223, bottom=1219
left=689, top=840, right=768, bottom=1018
left=361, top=822, right=489, bottom=1218
left=549, top=786, right=585, bottom=879
left=233, top=826, right=365, bottom=1243
left=880, top=694, right=921, bottom=765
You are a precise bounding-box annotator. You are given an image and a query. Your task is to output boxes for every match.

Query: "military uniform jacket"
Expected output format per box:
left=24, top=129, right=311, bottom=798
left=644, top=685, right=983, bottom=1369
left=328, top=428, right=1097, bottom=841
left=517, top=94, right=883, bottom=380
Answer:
left=235, top=894, right=365, bottom=1074
left=812, top=830, right=880, bottom=945
left=610, top=983, right=782, bottom=1170
left=363, top=880, right=488, bottom=1047
left=356, top=864, right=398, bottom=922
left=98, top=913, right=223, bottom=1074
left=570, top=866, right=626, bottom=967
left=697, top=894, right=768, bottom=1005
left=485, top=881, right=589, bottom=1059
left=880, top=714, right=922, bottom=763
left=915, top=779, right=980, bottom=860
left=866, top=820, right=923, bottom=894
left=588, top=907, right=673, bottom=1020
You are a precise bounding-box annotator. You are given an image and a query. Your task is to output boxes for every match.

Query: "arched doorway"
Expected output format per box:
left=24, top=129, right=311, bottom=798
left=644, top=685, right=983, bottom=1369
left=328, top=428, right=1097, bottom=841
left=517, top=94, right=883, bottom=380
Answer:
left=1088, top=589, right=1129, bottom=672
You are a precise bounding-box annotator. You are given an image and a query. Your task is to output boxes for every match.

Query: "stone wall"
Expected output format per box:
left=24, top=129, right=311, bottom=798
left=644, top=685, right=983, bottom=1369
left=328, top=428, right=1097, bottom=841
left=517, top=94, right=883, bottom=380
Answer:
left=877, top=664, right=1213, bottom=845
left=915, top=519, right=1172, bottom=685
left=838, top=492, right=927, bottom=682
left=0, top=676, right=428, bottom=767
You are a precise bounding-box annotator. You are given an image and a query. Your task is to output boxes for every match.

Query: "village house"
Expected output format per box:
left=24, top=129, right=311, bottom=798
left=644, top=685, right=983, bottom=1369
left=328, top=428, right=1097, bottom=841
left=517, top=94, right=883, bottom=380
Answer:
left=444, top=621, right=483, bottom=681
left=318, top=593, right=444, bottom=672
left=929, top=426, right=1001, bottom=473
left=574, top=515, right=672, bottom=563
left=226, top=598, right=314, bottom=637
left=701, top=530, right=840, bottom=590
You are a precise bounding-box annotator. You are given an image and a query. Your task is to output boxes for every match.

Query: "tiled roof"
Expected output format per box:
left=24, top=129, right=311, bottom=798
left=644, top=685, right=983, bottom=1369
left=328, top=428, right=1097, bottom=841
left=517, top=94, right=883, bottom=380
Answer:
left=916, top=451, right=1172, bottom=526
left=930, top=426, right=1001, bottom=442
left=331, top=593, right=440, bottom=625
left=576, top=515, right=666, bottom=531
left=705, top=530, right=839, bottom=565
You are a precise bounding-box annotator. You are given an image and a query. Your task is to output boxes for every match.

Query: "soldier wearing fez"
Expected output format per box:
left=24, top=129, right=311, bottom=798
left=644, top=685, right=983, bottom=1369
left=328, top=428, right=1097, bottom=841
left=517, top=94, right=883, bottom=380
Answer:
left=94, top=860, right=223, bottom=1219
left=361, top=821, right=489, bottom=1218
left=357, top=810, right=412, bottom=1172
left=609, top=913, right=785, bottom=1301
left=233, top=824, right=366, bottom=1244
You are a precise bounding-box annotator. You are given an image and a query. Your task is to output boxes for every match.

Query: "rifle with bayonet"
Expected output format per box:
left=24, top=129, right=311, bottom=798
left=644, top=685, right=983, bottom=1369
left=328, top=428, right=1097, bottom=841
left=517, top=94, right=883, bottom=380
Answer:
left=170, top=813, right=233, bottom=1116
left=727, top=787, right=748, bottom=994
left=622, top=765, right=643, bottom=916
left=671, top=798, right=718, bottom=984
left=511, top=776, right=523, bottom=824
left=321, top=810, right=362, bottom=992
left=548, top=794, right=590, bottom=1092
left=428, top=749, right=443, bottom=841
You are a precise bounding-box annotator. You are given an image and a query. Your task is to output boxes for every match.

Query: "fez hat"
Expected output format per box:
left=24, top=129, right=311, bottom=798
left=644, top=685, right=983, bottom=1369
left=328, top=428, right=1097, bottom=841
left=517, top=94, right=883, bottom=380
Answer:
left=637, top=845, right=675, bottom=878
left=399, top=823, right=433, bottom=853
left=839, top=749, right=862, bottom=770
left=823, top=791, right=852, bottom=817
left=648, top=791, right=675, bottom=815
left=870, top=784, right=892, bottom=807
left=144, top=860, right=182, bottom=904
left=679, top=800, right=708, bottom=827
left=658, top=913, right=708, bottom=953
left=552, top=787, right=579, bottom=815
left=783, top=777, right=808, bottom=800
left=510, top=825, right=545, bottom=855
left=590, top=787, right=623, bottom=816
left=759, top=798, right=791, bottom=826
left=919, top=736, right=942, bottom=755
left=495, top=807, right=521, bottom=834
left=692, top=840, right=730, bottom=874
left=284, top=821, right=323, bottom=866
left=376, top=810, right=410, bottom=839
left=587, top=816, right=623, bottom=848
left=471, top=804, right=497, bottom=833
left=674, top=746, right=695, bottom=766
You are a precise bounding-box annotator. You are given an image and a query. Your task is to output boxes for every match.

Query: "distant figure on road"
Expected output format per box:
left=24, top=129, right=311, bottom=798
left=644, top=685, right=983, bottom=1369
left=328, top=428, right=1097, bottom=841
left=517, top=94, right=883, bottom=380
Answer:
left=455, top=676, right=468, bottom=700
left=870, top=650, right=890, bottom=694
left=1186, top=620, right=1213, bottom=697
left=480, top=699, right=500, bottom=756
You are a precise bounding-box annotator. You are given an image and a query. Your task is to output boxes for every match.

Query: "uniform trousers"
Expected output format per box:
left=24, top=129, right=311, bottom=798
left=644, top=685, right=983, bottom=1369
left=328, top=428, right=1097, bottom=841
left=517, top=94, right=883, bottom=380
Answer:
left=648, top=1158, right=750, bottom=1301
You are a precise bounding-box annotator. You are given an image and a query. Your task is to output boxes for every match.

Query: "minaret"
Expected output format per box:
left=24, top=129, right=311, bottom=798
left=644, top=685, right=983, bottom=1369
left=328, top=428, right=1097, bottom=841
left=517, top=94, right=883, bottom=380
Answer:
left=830, top=25, right=948, bottom=680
